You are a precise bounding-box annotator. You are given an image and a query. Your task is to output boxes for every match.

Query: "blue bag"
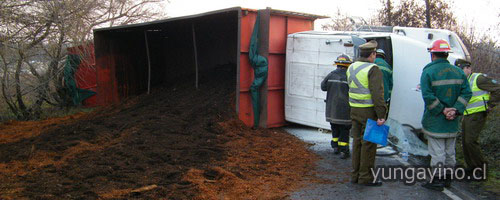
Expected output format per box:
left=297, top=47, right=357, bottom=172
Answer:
left=363, top=119, right=390, bottom=146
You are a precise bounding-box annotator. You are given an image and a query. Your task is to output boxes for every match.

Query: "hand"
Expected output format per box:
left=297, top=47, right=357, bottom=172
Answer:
left=443, top=108, right=457, bottom=120
left=487, top=104, right=495, bottom=113
left=443, top=108, right=457, bottom=115
left=442, top=107, right=455, bottom=115
left=446, top=110, right=456, bottom=120
left=377, top=118, right=386, bottom=126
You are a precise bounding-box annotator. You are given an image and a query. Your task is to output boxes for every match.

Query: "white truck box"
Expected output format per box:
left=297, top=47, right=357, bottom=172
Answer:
left=285, top=27, right=468, bottom=130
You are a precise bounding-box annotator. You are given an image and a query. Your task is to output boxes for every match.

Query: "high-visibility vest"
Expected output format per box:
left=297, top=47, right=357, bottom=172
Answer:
left=465, top=73, right=490, bottom=115
left=346, top=62, right=376, bottom=107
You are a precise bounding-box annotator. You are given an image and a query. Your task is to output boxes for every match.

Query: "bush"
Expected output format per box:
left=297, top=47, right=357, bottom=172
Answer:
left=480, top=106, right=500, bottom=161
left=464, top=106, right=500, bottom=194
left=480, top=106, right=500, bottom=193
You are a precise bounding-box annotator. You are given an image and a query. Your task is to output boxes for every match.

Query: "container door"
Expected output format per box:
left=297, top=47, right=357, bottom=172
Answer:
left=388, top=34, right=428, bottom=129
left=285, top=33, right=356, bottom=129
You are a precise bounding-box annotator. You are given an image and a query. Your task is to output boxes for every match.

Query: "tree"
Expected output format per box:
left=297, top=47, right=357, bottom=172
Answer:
left=426, top=0, right=456, bottom=29
left=386, top=0, right=393, bottom=26
left=321, top=9, right=354, bottom=31
left=377, top=0, right=456, bottom=29
left=0, top=0, right=166, bottom=120
left=455, top=25, right=500, bottom=78
left=424, top=0, right=431, bottom=28
left=377, top=0, right=499, bottom=78
left=321, top=9, right=379, bottom=31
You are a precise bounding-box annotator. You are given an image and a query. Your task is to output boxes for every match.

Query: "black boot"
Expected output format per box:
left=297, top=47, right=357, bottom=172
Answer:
left=363, top=180, right=383, bottom=187
left=333, top=148, right=340, bottom=154
left=443, top=174, right=452, bottom=188
left=331, top=140, right=339, bottom=154
left=340, top=149, right=350, bottom=159
left=422, top=178, right=444, bottom=191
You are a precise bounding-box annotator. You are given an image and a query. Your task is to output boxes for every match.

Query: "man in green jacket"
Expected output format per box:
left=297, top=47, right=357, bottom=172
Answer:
left=374, top=49, right=393, bottom=103
left=455, top=59, right=499, bottom=174
left=420, top=40, right=472, bottom=191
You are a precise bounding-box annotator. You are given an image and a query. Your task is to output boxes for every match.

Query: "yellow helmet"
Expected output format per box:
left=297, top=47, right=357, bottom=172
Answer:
left=334, top=54, right=352, bottom=67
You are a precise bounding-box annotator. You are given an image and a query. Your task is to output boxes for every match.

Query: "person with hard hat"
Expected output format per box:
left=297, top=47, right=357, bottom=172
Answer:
left=321, top=54, right=353, bottom=159
left=347, top=40, right=387, bottom=186
left=455, top=59, right=499, bottom=175
left=374, top=49, right=393, bottom=103
left=420, top=40, right=472, bottom=191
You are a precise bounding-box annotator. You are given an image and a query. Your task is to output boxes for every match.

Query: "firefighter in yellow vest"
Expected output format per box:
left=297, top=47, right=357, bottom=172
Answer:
left=455, top=59, right=500, bottom=173
left=347, top=40, right=387, bottom=186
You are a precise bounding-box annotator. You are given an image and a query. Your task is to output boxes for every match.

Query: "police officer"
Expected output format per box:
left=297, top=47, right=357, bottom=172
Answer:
left=347, top=40, right=387, bottom=186
left=455, top=59, right=499, bottom=173
left=420, top=40, right=472, bottom=191
left=374, top=49, right=393, bottom=103
left=321, top=54, right=353, bottom=159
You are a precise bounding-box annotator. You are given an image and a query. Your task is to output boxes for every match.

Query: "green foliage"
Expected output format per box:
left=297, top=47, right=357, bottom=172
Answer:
left=377, top=0, right=456, bottom=29
left=378, top=0, right=425, bottom=27
left=480, top=106, right=500, bottom=161
left=472, top=108, right=499, bottom=194
left=0, top=103, right=17, bottom=122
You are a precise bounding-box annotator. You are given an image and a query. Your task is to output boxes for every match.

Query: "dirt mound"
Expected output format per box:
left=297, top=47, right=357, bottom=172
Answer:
left=0, top=67, right=318, bottom=199
left=184, top=119, right=318, bottom=199
left=0, top=113, right=87, bottom=145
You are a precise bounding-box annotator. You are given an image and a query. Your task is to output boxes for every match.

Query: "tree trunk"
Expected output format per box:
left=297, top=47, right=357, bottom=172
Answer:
left=50, top=28, right=70, bottom=108
left=31, top=75, right=50, bottom=119
left=387, top=0, right=392, bottom=26
left=425, top=0, right=431, bottom=28
left=1, top=57, right=20, bottom=118
left=14, top=57, right=30, bottom=120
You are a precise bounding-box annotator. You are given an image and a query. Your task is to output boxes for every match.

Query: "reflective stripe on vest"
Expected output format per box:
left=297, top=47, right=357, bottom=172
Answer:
left=431, top=79, right=464, bottom=86
left=465, top=73, right=490, bottom=115
left=347, top=62, right=375, bottom=107
left=328, top=80, right=348, bottom=84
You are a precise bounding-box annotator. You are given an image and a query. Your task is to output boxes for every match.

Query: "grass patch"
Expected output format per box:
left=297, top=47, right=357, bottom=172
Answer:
left=0, top=108, right=17, bottom=122
left=38, top=107, right=96, bottom=120
left=0, top=106, right=96, bottom=123
left=480, top=106, right=500, bottom=194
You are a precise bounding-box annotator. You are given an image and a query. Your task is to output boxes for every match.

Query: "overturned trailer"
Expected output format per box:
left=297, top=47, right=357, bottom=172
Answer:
left=93, top=7, right=326, bottom=128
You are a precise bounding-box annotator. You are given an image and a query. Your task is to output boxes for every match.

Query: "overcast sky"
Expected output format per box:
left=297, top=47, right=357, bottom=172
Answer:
left=162, top=0, right=499, bottom=39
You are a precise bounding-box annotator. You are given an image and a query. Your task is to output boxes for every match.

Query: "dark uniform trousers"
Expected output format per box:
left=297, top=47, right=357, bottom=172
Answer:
left=351, top=107, right=378, bottom=184
left=461, top=111, right=487, bottom=169
left=330, top=123, right=351, bottom=152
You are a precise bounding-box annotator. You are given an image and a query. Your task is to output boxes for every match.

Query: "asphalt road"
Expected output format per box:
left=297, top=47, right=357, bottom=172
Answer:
left=285, top=125, right=479, bottom=200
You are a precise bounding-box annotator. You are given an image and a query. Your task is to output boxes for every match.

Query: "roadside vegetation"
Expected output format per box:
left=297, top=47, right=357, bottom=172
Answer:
left=0, top=0, right=165, bottom=121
